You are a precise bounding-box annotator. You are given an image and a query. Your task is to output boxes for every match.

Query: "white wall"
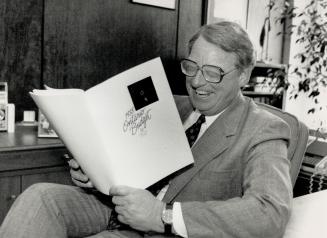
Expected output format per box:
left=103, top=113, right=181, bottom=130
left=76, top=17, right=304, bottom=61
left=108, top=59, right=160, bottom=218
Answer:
left=206, top=0, right=284, bottom=63
left=206, top=0, right=248, bottom=28
left=247, top=0, right=284, bottom=63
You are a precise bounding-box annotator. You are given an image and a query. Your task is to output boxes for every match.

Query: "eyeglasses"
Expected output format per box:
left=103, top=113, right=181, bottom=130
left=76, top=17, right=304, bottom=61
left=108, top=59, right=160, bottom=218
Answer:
left=180, top=59, right=237, bottom=84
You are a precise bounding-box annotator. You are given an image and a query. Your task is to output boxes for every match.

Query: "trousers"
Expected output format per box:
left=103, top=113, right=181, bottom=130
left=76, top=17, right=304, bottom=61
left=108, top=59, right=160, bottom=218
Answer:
left=0, top=183, right=140, bottom=238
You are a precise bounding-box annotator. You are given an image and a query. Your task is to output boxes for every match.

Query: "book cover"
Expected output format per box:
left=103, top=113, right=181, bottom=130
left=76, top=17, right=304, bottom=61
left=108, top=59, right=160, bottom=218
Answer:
left=30, top=57, right=194, bottom=195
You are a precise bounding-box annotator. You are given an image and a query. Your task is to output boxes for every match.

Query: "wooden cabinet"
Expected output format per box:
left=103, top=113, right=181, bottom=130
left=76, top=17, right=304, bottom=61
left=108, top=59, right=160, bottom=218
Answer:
left=0, top=125, right=72, bottom=224
left=21, top=168, right=72, bottom=191
left=0, top=176, right=20, bottom=223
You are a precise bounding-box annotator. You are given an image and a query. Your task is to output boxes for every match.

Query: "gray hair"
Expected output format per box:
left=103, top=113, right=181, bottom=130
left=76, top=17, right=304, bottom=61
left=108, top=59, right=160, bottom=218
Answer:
left=188, top=21, right=256, bottom=71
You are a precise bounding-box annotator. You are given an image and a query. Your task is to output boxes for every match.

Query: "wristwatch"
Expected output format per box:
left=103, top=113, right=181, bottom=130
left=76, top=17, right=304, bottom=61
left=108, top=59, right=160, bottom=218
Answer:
left=161, top=202, right=173, bottom=235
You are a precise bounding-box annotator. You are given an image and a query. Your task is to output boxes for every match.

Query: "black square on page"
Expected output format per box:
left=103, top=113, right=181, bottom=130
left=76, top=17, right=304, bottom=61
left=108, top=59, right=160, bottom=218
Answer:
left=127, top=76, right=159, bottom=111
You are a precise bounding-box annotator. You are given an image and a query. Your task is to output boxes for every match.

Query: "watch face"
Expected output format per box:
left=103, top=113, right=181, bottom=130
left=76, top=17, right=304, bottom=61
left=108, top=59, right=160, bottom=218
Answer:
left=162, top=209, right=173, bottom=224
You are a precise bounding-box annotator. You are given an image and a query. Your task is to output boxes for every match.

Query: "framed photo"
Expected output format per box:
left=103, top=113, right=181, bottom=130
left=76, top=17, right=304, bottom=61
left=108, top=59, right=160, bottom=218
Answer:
left=131, top=0, right=176, bottom=10
left=38, top=110, right=58, bottom=138
left=205, top=0, right=248, bottom=28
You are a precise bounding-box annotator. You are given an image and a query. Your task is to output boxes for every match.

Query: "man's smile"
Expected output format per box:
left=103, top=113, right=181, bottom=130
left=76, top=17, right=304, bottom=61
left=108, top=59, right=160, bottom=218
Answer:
left=194, top=89, right=211, bottom=98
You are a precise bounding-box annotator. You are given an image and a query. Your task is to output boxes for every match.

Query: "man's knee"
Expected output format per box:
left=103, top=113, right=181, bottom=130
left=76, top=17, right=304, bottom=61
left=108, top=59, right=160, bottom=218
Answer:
left=17, top=183, right=72, bottom=206
left=1, top=183, right=73, bottom=237
left=22, top=183, right=62, bottom=197
left=3, top=183, right=65, bottom=221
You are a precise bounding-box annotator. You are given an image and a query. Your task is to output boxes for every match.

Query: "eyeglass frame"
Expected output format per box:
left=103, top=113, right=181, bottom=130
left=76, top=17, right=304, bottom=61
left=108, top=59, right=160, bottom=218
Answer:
left=180, top=58, right=238, bottom=84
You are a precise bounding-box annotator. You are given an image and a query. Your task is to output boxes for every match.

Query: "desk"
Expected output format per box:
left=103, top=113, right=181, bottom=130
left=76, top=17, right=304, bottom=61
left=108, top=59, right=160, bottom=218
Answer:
left=284, top=189, right=327, bottom=237
left=0, top=125, right=71, bottom=224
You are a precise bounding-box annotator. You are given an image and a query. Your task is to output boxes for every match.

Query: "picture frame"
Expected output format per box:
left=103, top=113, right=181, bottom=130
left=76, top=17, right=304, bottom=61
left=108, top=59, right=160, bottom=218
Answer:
left=131, top=0, right=176, bottom=10
left=38, top=110, right=58, bottom=138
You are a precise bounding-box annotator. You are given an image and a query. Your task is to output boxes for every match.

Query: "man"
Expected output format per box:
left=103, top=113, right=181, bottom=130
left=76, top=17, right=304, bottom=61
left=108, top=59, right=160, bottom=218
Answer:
left=0, top=21, right=292, bottom=238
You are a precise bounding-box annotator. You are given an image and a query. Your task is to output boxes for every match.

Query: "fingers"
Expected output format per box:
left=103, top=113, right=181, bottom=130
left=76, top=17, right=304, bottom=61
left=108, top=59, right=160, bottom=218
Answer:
left=117, top=214, right=126, bottom=224
left=115, top=206, right=129, bottom=225
left=115, top=205, right=124, bottom=214
left=65, top=154, right=94, bottom=189
left=112, top=195, right=128, bottom=206
left=70, top=170, right=94, bottom=188
left=67, top=158, right=80, bottom=170
left=70, top=168, right=88, bottom=182
left=110, top=185, right=134, bottom=196
left=72, top=178, right=94, bottom=188
left=69, top=162, right=94, bottom=188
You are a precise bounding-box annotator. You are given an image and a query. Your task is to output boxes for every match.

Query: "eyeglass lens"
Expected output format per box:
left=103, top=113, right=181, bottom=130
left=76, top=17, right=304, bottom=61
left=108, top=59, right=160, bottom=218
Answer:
left=181, top=60, right=222, bottom=82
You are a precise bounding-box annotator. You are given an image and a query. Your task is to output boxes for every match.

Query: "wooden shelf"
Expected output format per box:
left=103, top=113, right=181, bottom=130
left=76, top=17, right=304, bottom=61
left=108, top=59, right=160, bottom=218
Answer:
left=243, top=62, right=287, bottom=109
left=251, top=62, right=287, bottom=78
left=255, top=61, right=286, bottom=69
left=0, top=124, right=64, bottom=152
left=243, top=91, right=275, bottom=97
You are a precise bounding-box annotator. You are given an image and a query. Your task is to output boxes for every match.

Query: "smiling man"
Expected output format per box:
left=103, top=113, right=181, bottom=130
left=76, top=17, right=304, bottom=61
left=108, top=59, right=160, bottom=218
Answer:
left=0, top=21, right=292, bottom=238
left=182, top=38, right=245, bottom=116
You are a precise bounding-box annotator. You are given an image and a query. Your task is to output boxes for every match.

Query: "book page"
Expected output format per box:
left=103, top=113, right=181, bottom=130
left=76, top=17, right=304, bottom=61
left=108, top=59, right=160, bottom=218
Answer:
left=85, top=57, right=194, bottom=190
left=30, top=89, right=115, bottom=194
left=30, top=57, right=194, bottom=194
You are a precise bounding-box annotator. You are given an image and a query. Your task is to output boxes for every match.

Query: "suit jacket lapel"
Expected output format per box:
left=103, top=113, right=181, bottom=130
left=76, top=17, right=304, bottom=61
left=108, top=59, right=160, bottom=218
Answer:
left=163, top=94, right=249, bottom=202
left=163, top=126, right=229, bottom=202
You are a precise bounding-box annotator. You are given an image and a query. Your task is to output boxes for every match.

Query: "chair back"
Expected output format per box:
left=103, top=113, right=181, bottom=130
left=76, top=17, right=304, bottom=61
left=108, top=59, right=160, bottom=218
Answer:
left=257, top=103, right=309, bottom=187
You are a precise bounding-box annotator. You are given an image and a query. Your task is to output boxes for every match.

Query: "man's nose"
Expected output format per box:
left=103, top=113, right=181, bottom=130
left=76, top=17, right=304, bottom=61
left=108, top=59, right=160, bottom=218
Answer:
left=190, top=69, right=207, bottom=87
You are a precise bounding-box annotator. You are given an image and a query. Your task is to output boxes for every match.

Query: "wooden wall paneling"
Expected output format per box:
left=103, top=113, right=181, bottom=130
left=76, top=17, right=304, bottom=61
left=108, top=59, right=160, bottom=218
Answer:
left=173, top=0, right=204, bottom=95
left=0, top=0, right=43, bottom=121
left=177, top=0, right=204, bottom=59
left=43, top=0, right=178, bottom=91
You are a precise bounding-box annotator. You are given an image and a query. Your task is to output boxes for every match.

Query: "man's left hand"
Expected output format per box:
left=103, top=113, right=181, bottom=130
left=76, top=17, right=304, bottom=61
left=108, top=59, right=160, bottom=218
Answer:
left=110, top=186, right=165, bottom=232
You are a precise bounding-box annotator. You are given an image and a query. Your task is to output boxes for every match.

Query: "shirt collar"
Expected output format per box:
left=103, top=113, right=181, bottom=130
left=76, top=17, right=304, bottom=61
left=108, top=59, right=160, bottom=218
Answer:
left=184, top=109, right=225, bottom=130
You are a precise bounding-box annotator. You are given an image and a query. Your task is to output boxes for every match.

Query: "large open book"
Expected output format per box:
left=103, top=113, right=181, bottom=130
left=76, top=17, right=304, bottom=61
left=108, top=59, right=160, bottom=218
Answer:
left=30, top=57, right=194, bottom=195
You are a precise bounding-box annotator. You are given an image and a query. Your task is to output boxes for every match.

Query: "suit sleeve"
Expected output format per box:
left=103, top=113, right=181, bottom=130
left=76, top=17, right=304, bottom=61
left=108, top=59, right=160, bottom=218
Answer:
left=180, top=119, right=293, bottom=238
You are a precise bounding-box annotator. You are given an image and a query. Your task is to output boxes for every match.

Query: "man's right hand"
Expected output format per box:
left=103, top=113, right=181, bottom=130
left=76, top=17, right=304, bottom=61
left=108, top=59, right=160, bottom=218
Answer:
left=65, top=154, right=94, bottom=188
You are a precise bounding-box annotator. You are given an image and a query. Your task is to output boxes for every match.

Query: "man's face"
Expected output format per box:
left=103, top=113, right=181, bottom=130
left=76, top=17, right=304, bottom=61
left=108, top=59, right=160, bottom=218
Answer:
left=185, top=36, right=246, bottom=116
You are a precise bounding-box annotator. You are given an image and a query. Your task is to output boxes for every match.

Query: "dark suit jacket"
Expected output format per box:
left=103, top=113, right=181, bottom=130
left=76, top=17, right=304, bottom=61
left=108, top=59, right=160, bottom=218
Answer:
left=107, top=93, right=292, bottom=238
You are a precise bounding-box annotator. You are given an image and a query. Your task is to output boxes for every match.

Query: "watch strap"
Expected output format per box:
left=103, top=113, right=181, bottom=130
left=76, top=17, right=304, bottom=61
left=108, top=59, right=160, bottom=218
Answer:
left=163, top=202, right=173, bottom=235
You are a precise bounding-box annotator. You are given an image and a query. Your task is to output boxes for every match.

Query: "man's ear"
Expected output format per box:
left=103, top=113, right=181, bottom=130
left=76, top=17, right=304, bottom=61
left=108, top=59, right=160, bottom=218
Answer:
left=238, top=68, right=251, bottom=87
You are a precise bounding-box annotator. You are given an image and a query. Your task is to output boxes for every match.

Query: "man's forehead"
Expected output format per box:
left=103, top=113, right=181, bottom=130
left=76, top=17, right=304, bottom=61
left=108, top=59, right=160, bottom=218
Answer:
left=189, top=37, right=238, bottom=67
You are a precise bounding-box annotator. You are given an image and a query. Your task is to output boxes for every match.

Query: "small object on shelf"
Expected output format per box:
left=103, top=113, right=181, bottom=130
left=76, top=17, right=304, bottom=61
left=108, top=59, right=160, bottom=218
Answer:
left=0, top=82, right=9, bottom=132
left=38, top=110, right=58, bottom=138
left=0, top=104, right=8, bottom=131
left=7, top=104, right=15, bottom=133
left=23, top=111, right=35, bottom=122
left=17, top=110, right=38, bottom=126
left=0, top=82, right=8, bottom=104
